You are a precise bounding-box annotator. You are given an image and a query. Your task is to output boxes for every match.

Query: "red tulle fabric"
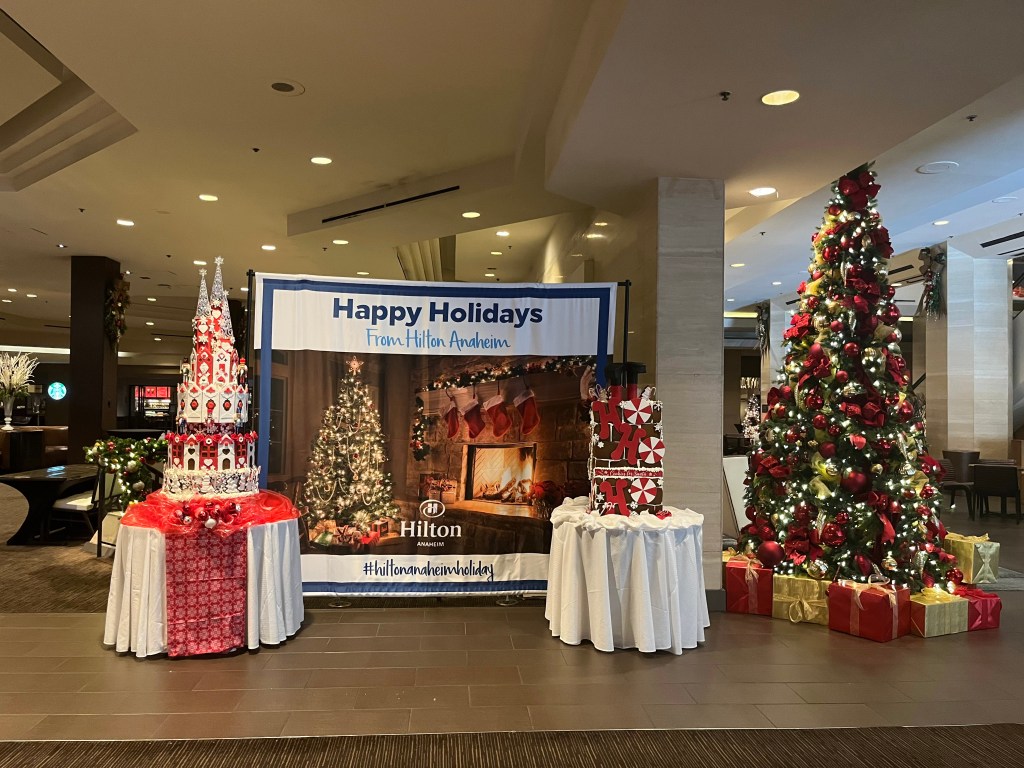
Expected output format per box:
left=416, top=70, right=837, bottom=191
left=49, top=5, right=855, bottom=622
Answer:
left=121, top=490, right=299, bottom=538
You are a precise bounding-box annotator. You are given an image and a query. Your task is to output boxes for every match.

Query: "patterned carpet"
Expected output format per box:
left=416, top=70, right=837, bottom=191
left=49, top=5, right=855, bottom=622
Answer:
left=0, top=725, right=1021, bottom=767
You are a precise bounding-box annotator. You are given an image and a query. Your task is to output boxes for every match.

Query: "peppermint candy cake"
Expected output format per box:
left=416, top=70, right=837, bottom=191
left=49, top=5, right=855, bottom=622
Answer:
left=163, top=258, right=259, bottom=498
left=588, top=386, right=665, bottom=516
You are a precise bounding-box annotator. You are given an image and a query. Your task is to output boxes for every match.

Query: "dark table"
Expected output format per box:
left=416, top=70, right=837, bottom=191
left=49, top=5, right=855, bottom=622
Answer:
left=0, top=464, right=97, bottom=545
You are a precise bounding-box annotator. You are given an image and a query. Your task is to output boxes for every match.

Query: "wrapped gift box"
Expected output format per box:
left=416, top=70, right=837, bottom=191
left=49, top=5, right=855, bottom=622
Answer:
left=827, top=580, right=910, bottom=642
left=725, top=556, right=772, bottom=616
left=909, top=587, right=968, bottom=638
left=944, top=532, right=999, bottom=584
left=954, top=586, right=1002, bottom=631
left=772, top=574, right=829, bottom=626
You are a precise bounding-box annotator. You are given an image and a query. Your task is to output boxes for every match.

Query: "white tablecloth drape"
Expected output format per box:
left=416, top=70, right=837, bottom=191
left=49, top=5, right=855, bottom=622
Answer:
left=104, top=518, right=304, bottom=657
left=545, top=498, right=709, bottom=654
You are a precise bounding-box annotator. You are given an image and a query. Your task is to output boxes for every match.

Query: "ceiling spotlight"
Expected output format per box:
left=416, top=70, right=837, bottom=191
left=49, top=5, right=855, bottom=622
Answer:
left=147, top=297, right=156, bottom=302
left=198, top=194, right=218, bottom=202
left=332, top=239, right=349, bottom=245
left=1, top=299, right=11, bottom=304
left=933, top=220, right=950, bottom=226
left=153, top=337, right=162, bottom=342
left=749, top=187, right=777, bottom=197
left=726, top=298, right=736, bottom=302
left=261, top=244, right=276, bottom=251
left=193, top=260, right=207, bottom=266
left=145, top=321, right=154, bottom=326
left=116, top=219, right=135, bottom=227
left=916, top=161, right=959, bottom=175
left=125, top=271, right=131, bottom=275
left=26, top=294, right=37, bottom=298
left=594, top=221, right=608, bottom=227
left=993, top=196, right=1018, bottom=204
left=761, top=90, right=800, bottom=106
left=270, top=80, right=305, bottom=95
left=772, top=281, right=782, bottom=286
left=462, top=211, right=481, bottom=219
left=310, top=156, right=332, bottom=165
left=7, top=288, right=15, bottom=293
left=484, top=273, right=496, bottom=277
left=585, top=233, right=604, bottom=239
left=240, top=287, right=249, bottom=292
left=495, top=230, right=510, bottom=237
left=730, top=263, right=745, bottom=268
left=57, top=243, right=66, bottom=248
left=490, top=251, right=502, bottom=256
left=893, top=282, right=904, bottom=287
left=356, top=271, right=370, bottom=276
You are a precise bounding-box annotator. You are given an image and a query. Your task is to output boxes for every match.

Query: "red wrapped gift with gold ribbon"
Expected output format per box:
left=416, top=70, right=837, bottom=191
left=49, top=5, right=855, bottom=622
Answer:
left=827, top=579, right=910, bottom=642
left=724, top=556, right=772, bottom=616
left=954, top=585, right=1002, bottom=631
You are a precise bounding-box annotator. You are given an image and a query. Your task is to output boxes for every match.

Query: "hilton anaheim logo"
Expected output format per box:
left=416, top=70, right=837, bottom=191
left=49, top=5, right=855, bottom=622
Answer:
left=401, top=500, right=463, bottom=543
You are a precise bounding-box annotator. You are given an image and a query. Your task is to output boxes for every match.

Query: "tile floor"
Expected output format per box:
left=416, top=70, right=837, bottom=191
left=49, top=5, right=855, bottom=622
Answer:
left=0, top=590, right=1021, bottom=740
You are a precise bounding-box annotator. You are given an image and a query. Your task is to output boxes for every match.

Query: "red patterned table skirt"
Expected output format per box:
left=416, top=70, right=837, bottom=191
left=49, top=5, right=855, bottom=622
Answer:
left=165, top=528, right=247, bottom=657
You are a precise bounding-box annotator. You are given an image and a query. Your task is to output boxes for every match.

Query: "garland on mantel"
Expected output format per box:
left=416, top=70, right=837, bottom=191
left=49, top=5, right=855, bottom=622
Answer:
left=418, top=355, right=594, bottom=392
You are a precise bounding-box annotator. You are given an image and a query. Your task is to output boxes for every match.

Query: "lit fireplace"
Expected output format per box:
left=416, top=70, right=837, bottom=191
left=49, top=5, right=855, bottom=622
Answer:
left=465, top=444, right=536, bottom=505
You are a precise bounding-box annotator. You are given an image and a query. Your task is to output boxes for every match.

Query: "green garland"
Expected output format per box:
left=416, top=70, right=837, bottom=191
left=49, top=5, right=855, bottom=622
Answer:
left=419, top=355, right=594, bottom=392
left=104, top=280, right=130, bottom=348
left=410, top=396, right=437, bottom=461
left=84, top=435, right=167, bottom=506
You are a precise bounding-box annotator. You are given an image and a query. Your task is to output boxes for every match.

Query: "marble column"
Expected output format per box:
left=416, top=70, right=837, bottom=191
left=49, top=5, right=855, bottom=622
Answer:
left=69, top=255, right=121, bottom=462
left=924, top=244, right=1011, bottom=458
left=655, top=177, right=725, bottom=589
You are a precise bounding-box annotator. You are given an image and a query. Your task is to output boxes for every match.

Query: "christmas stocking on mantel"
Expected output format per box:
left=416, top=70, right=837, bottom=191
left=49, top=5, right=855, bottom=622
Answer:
left=453, top=387, right=486, bottom=439
left=483, top=392, right=512, bottom=438
left=514, top=386, right=540, bottom=435
left=444, top=393, right=460, bottom=439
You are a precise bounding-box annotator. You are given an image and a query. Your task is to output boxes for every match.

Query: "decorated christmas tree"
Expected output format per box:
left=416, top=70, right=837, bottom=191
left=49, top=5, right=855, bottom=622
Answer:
left=301, top=358, right=400, bottom=545
left=741, top=392, right=760, bottom=440
left=741, top=165, right=958, bottom=590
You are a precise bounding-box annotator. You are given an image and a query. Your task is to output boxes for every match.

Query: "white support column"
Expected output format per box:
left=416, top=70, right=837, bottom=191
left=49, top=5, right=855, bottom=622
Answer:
left=655, top=177, right=725, bottom=588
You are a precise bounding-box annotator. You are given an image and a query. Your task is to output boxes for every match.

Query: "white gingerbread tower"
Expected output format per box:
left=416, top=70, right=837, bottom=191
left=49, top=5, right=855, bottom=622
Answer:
left=162, top=258, right=260, bottom=498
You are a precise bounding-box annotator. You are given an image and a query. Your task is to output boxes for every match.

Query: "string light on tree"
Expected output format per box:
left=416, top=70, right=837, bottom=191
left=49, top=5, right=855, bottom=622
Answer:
left=740, top=165, right=956, bottom=591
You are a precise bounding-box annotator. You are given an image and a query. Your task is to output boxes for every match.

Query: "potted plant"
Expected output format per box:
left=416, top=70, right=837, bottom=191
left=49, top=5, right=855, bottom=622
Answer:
left=0, top=353, right=38, bottom=430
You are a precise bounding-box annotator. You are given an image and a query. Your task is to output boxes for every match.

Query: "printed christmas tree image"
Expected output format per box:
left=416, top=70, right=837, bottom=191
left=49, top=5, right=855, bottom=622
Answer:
left=302, top=358, right=400, bottom=548
left=741, top=392, right=760, bottom=440
left=741, top=165, right=959, bottom=590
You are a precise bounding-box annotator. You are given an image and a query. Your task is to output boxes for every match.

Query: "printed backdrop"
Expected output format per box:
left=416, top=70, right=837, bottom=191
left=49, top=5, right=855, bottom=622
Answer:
left=254, top=274, right=616, bottom=596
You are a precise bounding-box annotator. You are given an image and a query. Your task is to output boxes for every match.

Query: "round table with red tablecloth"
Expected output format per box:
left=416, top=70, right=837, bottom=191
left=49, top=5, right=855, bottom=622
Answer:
left=103, top=490, right=304, bottom=658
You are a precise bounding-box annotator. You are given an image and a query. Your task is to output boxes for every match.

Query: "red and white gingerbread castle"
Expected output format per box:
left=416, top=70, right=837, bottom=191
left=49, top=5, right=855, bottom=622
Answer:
left=163, top=257, right=259, bottom=498
left=588, top=385, right=666, bottom=516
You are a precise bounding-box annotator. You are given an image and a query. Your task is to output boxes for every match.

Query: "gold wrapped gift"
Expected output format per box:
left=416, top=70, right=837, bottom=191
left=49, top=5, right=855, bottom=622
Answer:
left=772, top=574, right=829, bottom=626
left=909, top=587, right=968, bottom=638
left=944, top=532, right=1000, bottom=584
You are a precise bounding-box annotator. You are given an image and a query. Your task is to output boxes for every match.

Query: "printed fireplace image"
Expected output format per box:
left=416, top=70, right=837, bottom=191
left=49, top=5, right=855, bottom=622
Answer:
left=264, top=350, right=593, bottom=557
left=465, top=445, right=536, bottom=505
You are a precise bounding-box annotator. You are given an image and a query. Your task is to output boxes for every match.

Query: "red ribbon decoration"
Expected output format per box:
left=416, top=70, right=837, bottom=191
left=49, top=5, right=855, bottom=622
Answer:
left=121, top=490, right=299, bottom=538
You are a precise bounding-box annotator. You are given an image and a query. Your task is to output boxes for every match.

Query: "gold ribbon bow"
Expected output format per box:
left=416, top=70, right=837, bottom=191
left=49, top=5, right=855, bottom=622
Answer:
left=775, top=593, right=827, bottom=624
left=914, top=586, right=958, bottom=605
left=808, top=477, right=834, bottom=500
left=838, top=578, right=899, bottom=639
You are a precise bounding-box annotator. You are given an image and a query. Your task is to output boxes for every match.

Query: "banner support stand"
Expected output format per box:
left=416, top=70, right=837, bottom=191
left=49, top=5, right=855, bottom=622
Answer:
left=245, top=269, right=256, bottom=433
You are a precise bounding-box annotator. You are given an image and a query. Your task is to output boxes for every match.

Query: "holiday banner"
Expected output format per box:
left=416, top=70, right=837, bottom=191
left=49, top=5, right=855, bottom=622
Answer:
left=253, top=274, right=617, bottom=596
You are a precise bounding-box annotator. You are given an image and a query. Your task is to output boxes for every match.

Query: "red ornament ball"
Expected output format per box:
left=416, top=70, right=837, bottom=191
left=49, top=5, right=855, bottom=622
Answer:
left=757, top=541, right=785, bottom=568
left=843, top=342, right=861, bottom=358
left=947, top=568, right=964, bottom=585
left=835, top=370, right=849, bottom=384
left=812, top=270, right=824, bottom=280
left=745, top=505, right=757, bottom=522
left=819, top=441, right=836, bottom=458
left=812, top=414, right=828, bottom=430
left=780, top=385, right=794, bottom=401
left=806, top=296, right=820, bottom=311
left=805, top=393, right=824, bottom=410
left=835, top=511, right=850, bottom=525
left=897, top=400, right=915, bottom=422
left=758, top=524, right=775, bottom=541
left=841, top=470, right=870, bottom=494
left=916, top=505, right=931, bottom=517
left=827, top=424, right=842, bottom=437
left=820, top=522, right=846, bottom=547
left=786, top=453, right=800, bottom=466
left=830, top=320, right=844, bottom=333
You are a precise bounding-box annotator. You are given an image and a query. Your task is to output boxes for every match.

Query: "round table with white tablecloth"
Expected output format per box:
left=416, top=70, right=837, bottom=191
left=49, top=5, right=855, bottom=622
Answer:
left=545, top=498, right=709, bottom=654
left=104, top=517, right=304, bottom=658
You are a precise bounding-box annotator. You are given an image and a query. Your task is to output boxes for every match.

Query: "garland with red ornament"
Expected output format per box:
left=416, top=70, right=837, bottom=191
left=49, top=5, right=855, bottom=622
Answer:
left=740, top=165, right=959, bottom=591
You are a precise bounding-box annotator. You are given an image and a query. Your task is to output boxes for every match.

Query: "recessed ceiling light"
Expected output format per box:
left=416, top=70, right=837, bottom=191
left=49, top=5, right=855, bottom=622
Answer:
left=490, top=251, right=501, bottom=256
left=193, top=260, right=207, bottom=266
left=761, top=89, right=800, bottom=106
left=772, top=281, right=782, bottom=286
left=6, top=288, right=15, bottom=293
left=153, top=337, right=162, bottom=342
left=749, top=187, right=777, bottom=197
left=261, top=244, right=276, bottom=251
left=893, top=282, right=903, bottom=287
left=727, top=298, right=736, bottom=302
left=585, top=233, right=604, bottom=239
left=1, top=299, right=10, bottom=304
left=933, top=220, right=950, bottom=226
left=125, top=271, right=131, bottom=275
left=147, top=297, right=156, bottom=302
left=26, top=294, right=37, bottom=298
left=332, top=239, right=349, bottom=245
left=57, top=243, right=66, bottom=248
left=240, top=287, right=249, bottom=292
left=116, top=219, right=135, bottom=227
left=916, top=161, right=959, bottom=175
left=461, top=211, right=481, bottom=219
left=356, top=271, right=370, bottom=276
left=730, top=263, right=745, bottom=268
left=310, top=156, right=332, bottom=165
left=993, top=196, right=1018, bottom=204
left=594, top=221, right=608, bottom=227
left=270, top=80, right=305, bottom=95
left=145, top=321, right=154, bottom=326
left=198, top=194, right=218, bottom=202
left=495, top=230, right=510, bottom=237
left=484, top=273, right=496, bottom=277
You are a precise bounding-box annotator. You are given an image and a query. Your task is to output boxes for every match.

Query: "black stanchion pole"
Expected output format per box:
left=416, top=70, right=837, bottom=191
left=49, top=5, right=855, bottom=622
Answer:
left=245, top=269, right=256, bottom=432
